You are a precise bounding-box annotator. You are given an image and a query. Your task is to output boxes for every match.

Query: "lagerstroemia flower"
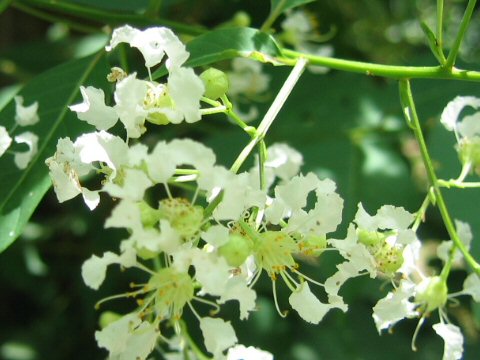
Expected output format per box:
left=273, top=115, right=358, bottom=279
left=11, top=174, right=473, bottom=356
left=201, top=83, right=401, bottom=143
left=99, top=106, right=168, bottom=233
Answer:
left=14, top=96, right=39, bottom=126
left=13, top=131, right=38, bottom=169
left=0, top=126, right=12, bottom=157
left=106, top=25, right=189, bottom=69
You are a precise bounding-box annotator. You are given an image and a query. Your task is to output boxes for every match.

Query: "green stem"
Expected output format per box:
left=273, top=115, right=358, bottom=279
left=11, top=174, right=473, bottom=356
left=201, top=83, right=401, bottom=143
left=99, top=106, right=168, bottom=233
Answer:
left=230, top=57, right=308, bottom=173
left=445, top=0, right=478, bottom=69
left=281, top=48, right=480, bottom=82
left=260, top=0, right=287, bottom=32
left=437, top=179, right=480, bottom=188
left=18, top=0, right=205, bottom=35
left=436, top=0, right=444, bottom=49
left=399, top=79, right=480, bottom=276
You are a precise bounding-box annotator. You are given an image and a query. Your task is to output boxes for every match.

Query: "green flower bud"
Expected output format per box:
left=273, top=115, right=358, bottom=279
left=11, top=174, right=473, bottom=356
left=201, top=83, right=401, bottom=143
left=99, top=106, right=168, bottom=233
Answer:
left=459, top=138, right=480, bottom=174
left=200, top=68, right=229, bottom=100
left=415, top=276, right=448, bottom=313
left=138, top=201, right=162, bottom=228
left=232, top=11, right=251, bottom=27
left=219, top=234, right=253, bottom=267
left=99, top=311, right=122, bottom=329
left=358, top=229, right=387, bottom=247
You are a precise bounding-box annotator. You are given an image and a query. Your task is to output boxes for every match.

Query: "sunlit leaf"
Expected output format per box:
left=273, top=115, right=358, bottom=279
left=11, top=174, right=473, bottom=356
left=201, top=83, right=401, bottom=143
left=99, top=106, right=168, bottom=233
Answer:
left=0, top=53, right=110, bottom=253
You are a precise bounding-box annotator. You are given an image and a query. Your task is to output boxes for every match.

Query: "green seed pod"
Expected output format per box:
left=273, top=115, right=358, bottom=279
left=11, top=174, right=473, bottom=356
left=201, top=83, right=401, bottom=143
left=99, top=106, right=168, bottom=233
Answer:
left=200, top=68, right=229, bottom=100
left=219, top=234, right=253, bottom=267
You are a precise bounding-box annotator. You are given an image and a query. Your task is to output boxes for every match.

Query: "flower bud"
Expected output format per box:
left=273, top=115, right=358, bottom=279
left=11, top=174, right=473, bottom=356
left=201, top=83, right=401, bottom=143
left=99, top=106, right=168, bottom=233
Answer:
left=358, top=229, right=387, bottom=246
left=415, top=276, right=448, bottom=313
left=200, top=68, right=229, bottom=100
left=138, top=201, right=162, bottom=228
left=219, top=234, right=253, bottom=267
left=99, top=311, right=122, bottom=329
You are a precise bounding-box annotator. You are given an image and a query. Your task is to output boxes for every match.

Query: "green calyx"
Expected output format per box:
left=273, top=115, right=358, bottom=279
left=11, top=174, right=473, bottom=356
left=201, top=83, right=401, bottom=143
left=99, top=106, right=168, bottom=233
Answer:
left=200, top=68, right=229, bottom=100
left=415, top=276, right=448, bottom=313
left=218, top=234, right=253, bottom=267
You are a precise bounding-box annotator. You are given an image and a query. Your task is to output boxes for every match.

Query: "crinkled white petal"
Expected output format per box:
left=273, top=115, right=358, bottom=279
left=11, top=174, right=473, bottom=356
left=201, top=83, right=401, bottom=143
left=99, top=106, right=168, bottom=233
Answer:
left=81, top=248, right=136, bottom=290
left=106, top=25, right=189, bottom=69
left=437, top=220, right=472, bottom=264
left=0, top=126, right=12, bottom=157
left=219, top=276, right=257, bottom=320
left=200, top=317, right=237, bottom=358
left=114, top=73, right=148, bottom=138
left=192, top=249, right=231, bottom=296
left=95, top=313, right=157, bottom=360
left=227, top=345, right=273, bottom=360
left=74, top=131, right=128, bottom=178
left=14, top=131, right=38, bottom=169
left=45, top=159, right=82, bottom=202
left=372, top=279, right=417, bottom=332
left=355, top=203, right=414, bottom=231
left=103, top=168, right=153, bottom=201
left=105, top=199, right=143, bottom=231
left=81, top=187, right=100, bottom=210
left=201, top=224, right=230, bottom=248
left=432, top=323, right=464, bottom=360
left=168, top=67, right=204, bottom=123
left=458, top=112, right=480, bottom=139
left=69, top=86, right=118, bottom=130
left=14, top=96, right=39, bottom=126
left=289, top=282, right=332, bottom=324
left=265, top=143, right=303, bottom=181
left=462, top=273, right=480, bottom=301
left=440, top=96, right=480, bottom=132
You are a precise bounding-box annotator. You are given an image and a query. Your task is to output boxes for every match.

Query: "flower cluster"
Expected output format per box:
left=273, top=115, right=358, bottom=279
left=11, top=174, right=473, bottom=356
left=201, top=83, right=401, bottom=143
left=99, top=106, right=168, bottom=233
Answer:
left=44, top=25, right=480, bottom=360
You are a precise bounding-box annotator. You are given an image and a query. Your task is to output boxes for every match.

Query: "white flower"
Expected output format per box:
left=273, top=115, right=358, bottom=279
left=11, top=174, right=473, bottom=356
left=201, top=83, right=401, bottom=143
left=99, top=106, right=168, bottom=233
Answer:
left=227, top=58, right=270, bottom=97
left=106, top=25, right=189, bottom=69
left=191, top=248, right=231, bottom=296
left=264, top=143, right=303, bottom=181
left=289, top=282, right=333, bottom=324
left=114, top=73, right=149, bottom=138
left=432, top=323, right=464, bottom=360
left=14, top=96, right=39, bottom=126
left=95, top=313, right=158, bottom=360
left=167, top=66, right=205, bottom=123
left=81, top=247, right=136, bottom=290
left=355, top=203, right=414, bottom=232
left=0, top=126, right=12, bottom=157
left=372, top=279, right=418, bottom=332
left=218, top=276, right=257, bottom=320
left=199, top=317, right=238, bottom=358
left=69, top=86, right=118, bottom=130
left=13, top=131, right=38, bottom=169
left=227, top=345, right=273, bottom=360
left=437, top=220, right=472, bottom=264
left=103, top=168, right=153, bottom=201
left=440, top=96, right=480, bottom=132
left=462, top=273, right=480, bottom=301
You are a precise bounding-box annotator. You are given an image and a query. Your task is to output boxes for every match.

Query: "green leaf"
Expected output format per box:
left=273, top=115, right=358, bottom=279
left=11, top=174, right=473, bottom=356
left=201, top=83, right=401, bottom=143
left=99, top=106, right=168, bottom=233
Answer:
left=271, top=0, right=316, bottom=14
left=152, top=27, right=281, bottom=79
left=0, top=53, right=110, bottom=253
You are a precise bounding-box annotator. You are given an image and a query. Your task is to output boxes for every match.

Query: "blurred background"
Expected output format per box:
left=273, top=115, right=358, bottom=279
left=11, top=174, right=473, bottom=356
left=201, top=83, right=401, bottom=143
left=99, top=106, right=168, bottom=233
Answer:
left=1, top=0, right=480, bottom=359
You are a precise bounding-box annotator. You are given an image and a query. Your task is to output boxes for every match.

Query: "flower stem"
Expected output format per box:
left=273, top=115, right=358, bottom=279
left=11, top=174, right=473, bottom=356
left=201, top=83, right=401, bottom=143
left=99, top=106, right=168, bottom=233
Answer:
left=281, top=48, right=480, bottom=82
left=260, top=0, right=287, bottom=32
left=444, top=0, right=478, bottom=69
left=399, top=79, right=480, bottom=276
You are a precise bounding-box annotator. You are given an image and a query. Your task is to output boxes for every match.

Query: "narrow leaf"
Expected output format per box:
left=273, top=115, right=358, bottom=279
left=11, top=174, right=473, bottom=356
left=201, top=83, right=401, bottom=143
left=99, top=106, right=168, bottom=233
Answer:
left=0, top=53, right=110, bottom=252
left=152, top=27, right=281, bottom=79
left=420, top=21, right=446, bottom=65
